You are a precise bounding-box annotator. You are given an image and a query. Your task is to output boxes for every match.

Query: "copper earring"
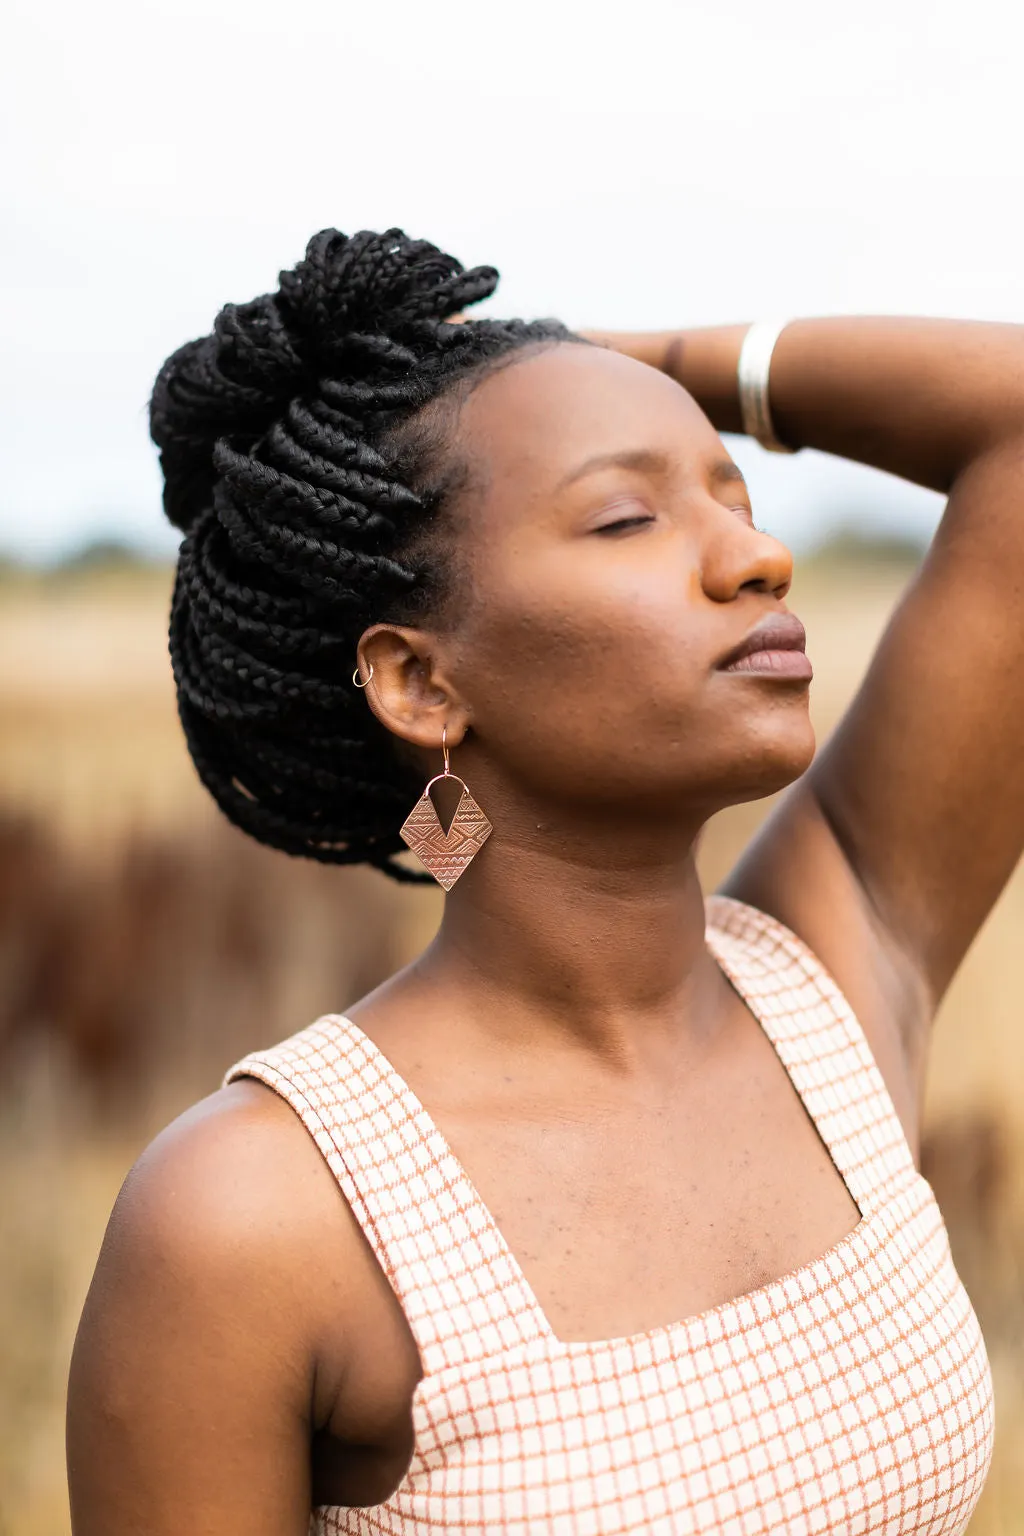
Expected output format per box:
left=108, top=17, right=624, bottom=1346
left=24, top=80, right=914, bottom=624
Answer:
left=399, top=725, right=492, bottom=891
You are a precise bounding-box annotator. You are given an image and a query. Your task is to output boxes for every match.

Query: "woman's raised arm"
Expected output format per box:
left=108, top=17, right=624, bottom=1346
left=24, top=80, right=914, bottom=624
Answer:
left=591, top=319, right=1024, bottom=1112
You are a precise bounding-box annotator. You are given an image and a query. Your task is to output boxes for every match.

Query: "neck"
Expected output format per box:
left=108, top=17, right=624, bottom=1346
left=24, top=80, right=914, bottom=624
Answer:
left=419, top=801, right=722, bottom=1067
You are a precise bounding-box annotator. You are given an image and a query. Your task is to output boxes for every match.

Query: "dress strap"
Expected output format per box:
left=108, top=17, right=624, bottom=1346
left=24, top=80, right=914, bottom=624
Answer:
left=704, top=894, right=918, bottom=1215
left=224, top=1016, right=547, bottom=1377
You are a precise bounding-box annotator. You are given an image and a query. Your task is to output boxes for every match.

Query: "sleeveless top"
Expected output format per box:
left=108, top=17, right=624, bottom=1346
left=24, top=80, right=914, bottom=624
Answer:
left=225, top=895, right=994, bottom=1535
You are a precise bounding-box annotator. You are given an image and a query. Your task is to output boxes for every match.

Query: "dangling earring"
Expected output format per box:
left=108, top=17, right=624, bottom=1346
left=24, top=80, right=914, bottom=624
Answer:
left=399, top=725, right=492, bottom=891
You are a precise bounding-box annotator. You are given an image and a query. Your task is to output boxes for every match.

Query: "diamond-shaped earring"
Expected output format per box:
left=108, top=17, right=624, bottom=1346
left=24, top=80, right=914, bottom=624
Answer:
left=399, top=725, right=492, bottom=891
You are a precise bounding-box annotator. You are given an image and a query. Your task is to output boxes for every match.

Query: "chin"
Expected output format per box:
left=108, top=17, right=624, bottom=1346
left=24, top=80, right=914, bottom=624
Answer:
left=713, top=714, right=817, bottom=808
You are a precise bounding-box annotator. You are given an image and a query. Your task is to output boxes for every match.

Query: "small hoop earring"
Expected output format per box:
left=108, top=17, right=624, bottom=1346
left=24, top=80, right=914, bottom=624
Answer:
left=399, top=723, right=492, bottom=891
left=352, top=663, right=373, bottom=689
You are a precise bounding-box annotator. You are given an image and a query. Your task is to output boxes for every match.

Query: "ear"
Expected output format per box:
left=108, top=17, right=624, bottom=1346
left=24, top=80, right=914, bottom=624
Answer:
left=354, top=624, right=470, bottom=756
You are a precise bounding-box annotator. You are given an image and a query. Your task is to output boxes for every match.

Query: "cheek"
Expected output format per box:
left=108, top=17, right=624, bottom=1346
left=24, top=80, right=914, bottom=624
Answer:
left=472, top=530, right=708, bottom=656
left=449, top=539, right=813, bottom=807
left=451, top=544, right=716, bottom=790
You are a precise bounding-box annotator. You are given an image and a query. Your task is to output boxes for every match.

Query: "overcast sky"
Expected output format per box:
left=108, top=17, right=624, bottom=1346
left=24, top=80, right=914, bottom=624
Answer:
left=3, top=0, right=1022, bottom=561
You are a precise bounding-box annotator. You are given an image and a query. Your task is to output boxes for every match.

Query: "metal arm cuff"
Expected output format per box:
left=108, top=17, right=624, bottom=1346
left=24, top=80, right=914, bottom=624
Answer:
left=737, top=320, right=797, bottom=454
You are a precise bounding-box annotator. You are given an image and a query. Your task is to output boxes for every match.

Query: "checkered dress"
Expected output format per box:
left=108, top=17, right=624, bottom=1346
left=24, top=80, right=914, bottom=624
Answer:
left=225, top=895, right=994, bottom=1534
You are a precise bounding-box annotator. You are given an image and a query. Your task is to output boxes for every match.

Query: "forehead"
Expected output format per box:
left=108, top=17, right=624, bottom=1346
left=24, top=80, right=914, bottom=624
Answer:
left=454, top=341, right=722, bottom=496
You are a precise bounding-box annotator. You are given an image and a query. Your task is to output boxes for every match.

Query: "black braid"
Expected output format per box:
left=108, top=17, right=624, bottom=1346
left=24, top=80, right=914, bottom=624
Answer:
left=150, top=227, right=579, bottom=880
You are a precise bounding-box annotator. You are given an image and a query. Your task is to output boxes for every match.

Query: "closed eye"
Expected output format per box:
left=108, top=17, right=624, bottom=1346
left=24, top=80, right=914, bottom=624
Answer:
left=596, top=516, right=655, bottom=536
left=592, top=500, right=657, bottom=536
left=729, top=503, right=758, bottom=529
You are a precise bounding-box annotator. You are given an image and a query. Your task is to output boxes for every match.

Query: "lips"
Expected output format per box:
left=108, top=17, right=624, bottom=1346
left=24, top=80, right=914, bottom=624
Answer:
left=717, top=612, right=812, bottom=681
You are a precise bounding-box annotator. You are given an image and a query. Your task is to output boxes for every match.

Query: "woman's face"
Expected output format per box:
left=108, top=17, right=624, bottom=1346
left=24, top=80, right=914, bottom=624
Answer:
left=428, top=342, right=816, bottom=821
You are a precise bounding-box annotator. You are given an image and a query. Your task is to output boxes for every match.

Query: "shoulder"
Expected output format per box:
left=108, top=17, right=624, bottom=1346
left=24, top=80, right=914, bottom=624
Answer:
left=67, top=1079, right=410, bottom=1529
left=69, top=1074, right=425, bottom=1526
left=109, top=1077, right=343, bottom=1279
left=71, top=1078, right=370, bottom=1430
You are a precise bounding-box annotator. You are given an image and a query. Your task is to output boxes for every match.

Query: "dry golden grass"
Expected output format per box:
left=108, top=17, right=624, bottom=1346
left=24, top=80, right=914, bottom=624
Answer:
left=1, top=556, right=1022, bottom=1534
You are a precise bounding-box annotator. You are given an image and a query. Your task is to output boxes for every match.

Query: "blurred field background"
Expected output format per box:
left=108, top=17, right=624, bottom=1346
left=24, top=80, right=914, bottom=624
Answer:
left=2, top=542, right=1022, bottom=1535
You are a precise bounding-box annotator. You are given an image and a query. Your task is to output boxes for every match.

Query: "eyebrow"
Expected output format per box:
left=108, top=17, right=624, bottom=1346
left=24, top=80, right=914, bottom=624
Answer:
left=709, top=459, right=748, bottom=489
left=554, top=449, right=747, bottom=494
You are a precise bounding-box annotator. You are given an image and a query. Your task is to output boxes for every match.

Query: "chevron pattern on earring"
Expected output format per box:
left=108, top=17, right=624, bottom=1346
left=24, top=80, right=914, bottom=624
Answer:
left=399, top=785, right=492, bottom=891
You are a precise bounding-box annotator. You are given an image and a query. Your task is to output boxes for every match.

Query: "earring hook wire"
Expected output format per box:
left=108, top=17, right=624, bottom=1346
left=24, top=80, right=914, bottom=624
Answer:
left=422, top=724, right=467, bottom=801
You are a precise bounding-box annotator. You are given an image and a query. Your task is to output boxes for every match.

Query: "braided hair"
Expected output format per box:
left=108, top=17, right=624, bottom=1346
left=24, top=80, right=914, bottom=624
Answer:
left=150, top=228, right=578, bottom=881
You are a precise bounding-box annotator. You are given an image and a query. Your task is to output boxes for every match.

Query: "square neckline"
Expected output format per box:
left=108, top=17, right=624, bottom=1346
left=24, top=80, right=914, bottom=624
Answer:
left=329, top=1010, right=882, bottom=1354
left=330, top=930, right=882, bottom=1354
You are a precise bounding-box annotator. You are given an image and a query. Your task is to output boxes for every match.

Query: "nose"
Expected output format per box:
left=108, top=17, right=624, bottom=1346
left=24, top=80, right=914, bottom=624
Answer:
left=699, top=509, right=794, bottom=604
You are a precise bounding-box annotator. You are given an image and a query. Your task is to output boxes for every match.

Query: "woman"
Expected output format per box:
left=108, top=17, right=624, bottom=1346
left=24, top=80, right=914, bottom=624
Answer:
left=67, top=227, right=1017, bottom=1534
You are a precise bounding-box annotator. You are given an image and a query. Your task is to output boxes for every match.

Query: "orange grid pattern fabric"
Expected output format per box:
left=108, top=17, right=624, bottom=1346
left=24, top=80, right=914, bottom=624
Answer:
left=225, top=895, right=994, bottom=1534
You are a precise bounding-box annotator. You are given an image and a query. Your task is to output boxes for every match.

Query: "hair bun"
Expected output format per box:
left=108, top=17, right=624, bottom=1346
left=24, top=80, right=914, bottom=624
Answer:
left=150, top=227, right=499, bottom=532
